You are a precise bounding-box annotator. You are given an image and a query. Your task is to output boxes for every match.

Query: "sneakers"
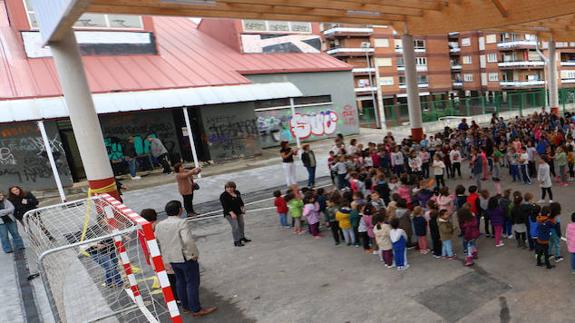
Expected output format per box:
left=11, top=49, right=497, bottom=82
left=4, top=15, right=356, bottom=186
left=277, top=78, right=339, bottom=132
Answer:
left=537, top=199, right=545, bottom=204
left=555, top=256, right=564, bottom=263
left=549, top=200, right=554, bottom=203
left=130, top=176, right=141, bottom=180
left=507, top=235, right=514, bottom=239
left=433, top=254, right=441, bottom=259
left=496, top=243, right=505, bottom=247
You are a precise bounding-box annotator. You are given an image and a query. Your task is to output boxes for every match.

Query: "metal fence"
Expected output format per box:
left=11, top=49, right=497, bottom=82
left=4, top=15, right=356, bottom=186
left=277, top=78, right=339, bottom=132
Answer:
left=358, top=89, right=575, bottom=128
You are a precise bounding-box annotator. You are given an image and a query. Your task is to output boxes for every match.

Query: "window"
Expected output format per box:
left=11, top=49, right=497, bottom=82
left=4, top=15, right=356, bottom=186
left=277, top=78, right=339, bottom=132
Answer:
left=416, top=57, right=427, bottom=66
left=464, top=74, right=474, bottom=82
left=525, top=34, right=536, bottom=41
left=243, top=20, right=311, bottom=33
left=394, top=39, right=402, bottom=50
left=489, top=73, right=499, bottom=82
left=399, top=76, right=406, bottom=86
left=487, top=52, right=498, bottom=63
left=417, top=75, right=428, bottom=84
left=527, top=74, right=540, bottom=81
left=562, top=71, right=575, bottom=79
left=358, top=79, right=371, bottom=88
left=479, top=37, right=485, bottom=50
left=481, top=73, right=488, bottom=86
left=414, top=39, right=426, bottom=50
left=461, top=37, right=471, bottom=47
left=380, top=77, right=394, bottom=86
left=374, top=38, right=390, bottom=48
left=463, top=56, right=472, bottom=64
left=480, top=55, right=486, bottom=68
left=396, top=57, right=405, bottom=67
left=24, top=0, right=143, bottom=29
left=375, top=58, right=392, bottom=67
left=486, top=34, right=497, bottom=44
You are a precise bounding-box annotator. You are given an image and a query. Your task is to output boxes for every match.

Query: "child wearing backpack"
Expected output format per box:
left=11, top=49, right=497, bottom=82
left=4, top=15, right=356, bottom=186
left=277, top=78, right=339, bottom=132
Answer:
left=536, top=207, right=556, bottom=269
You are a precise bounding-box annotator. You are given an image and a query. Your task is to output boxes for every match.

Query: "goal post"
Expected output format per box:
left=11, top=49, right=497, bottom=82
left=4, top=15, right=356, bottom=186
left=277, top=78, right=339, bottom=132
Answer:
left=24, top=194, right=182, bottom=323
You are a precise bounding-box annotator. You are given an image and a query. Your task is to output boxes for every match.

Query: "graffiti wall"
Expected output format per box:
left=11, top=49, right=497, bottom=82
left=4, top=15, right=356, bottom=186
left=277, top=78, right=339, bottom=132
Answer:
left=256, top=104, right=357, bottom=148
left=201, top=103, right=261, bottom=161
left=99, top=110, right=180, bottom=162
left=0, top=122, right=73, bottom=191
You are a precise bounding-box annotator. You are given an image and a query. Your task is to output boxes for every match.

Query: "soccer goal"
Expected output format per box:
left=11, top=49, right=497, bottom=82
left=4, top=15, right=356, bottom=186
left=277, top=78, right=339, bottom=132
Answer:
left=24, top=194, right=181, bottom=323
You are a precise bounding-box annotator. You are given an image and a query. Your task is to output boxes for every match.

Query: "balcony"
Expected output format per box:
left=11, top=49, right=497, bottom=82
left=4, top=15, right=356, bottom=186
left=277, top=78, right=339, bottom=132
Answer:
left=351, top=67, right=376, bottom=74
left=500, top=80, right=544, bottom=88
left=497, top=40, right=537, bottom=50
left=326, top=47, right=374, bottom=56
left=561, top=61, right=575, bottom=66
left=562, top=79, right=575, bottom=83
left=453, top=81, right=463, bottom=87
left=397, top=66, right=428, bottom=72
left=323, top=26, right=373, bottom=38
left=451, top=64, right=462, bottom=70
left=448, top=32, right=460, bottom=37
left=399, top=83, right=429, bottom=89
left=354, top=87, right=378, bottom=93
left=395, top=47, right=426, bottom=53
left=498, top=60, right=545, bottom=69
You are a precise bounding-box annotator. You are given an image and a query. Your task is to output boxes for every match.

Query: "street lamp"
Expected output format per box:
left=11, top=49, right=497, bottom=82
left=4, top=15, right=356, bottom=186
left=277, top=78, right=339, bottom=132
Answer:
left=361, top=41, right=381, bottom=128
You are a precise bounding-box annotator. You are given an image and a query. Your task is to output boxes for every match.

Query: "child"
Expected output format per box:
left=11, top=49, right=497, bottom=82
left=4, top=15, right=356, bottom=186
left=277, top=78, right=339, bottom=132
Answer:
left=458, top=204, right=480, bottom=266
left=316, top=188, right=327, bottom=226
left=432, top=154, right=446, bottom=190
left=286, top=193, right=304, bottom=235
left=566, top=213, right=575, bottom=273
left=428, top=200, right=442, bottom=259
left=412, top=206, right=429, bottom=254
left=389, top=217, right=409, bottom=271
left=510, top=192, right=527, bottom=248
left=548, top=202, right=564, bottom=262
left=325, top=197, right=341, bottom=245
left=478, top=189, right=491, bottom=237
left=537, top=157, right=553, bottom=203
left=303, top=192, right=321, bottom=239
left=336, top=203, right=355, bottom=246
left=499, top=189, right=513, bottom=239
left=523, top=192, right=539, bottom=251
left=373, top=211, right=393, bottom=268
left=536, top=207, right=556, bottom=269
left=358, top=205, right=371, bottom=252
left=350, top=198, right=362, bottom=247
left=273, top=190, right=290, bottom=228
left=487, top=196, right=505, bottom=247
left=438, top=209, right=455, bottom=259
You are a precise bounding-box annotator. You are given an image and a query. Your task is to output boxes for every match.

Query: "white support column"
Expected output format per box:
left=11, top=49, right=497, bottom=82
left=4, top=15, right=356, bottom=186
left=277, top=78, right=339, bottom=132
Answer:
left=373, top=58, right=387, bottom=131
left=50, top=29, right=118, bottom=198
left=37, top=121, right=66, bottom=203
left=548, top=40, right=560, bottom=115
left=401, top=33, right=424, bottom=141
left=183, top=107, right=201, bottom=178
left=290, top=98, right=301, bottom=148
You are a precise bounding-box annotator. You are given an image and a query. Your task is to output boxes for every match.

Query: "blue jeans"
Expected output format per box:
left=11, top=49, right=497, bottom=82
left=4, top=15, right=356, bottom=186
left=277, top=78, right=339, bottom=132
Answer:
left=571, top=253, right=575, bottom=271
left=305, top=166, right=316, bottom=187
left=90, top=252, right=122, bottom=286
left=171, top=260, right=201, bottom=312
left=441, top=239, right=453, bottom=257
left=503, top=218, right=513, bottom=236
left=278, top=213, right=288, bottom=227
left=337, top=174, right=348, bottom=189
left=127, top=158, right=137, bottom=177
left=0, top=222, right=24, bottom=253
left=464, top=240, right=476, bottom=257
left=510, top=165, right=520, bottom=181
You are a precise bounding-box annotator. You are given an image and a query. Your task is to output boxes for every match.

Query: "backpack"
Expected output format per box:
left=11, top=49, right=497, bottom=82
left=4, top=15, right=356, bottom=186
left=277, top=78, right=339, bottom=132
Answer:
left=463, top=218, right=480, bottom=240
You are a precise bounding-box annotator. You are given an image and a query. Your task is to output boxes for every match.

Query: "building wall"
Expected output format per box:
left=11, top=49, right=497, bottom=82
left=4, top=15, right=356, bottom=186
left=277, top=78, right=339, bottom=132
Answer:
left=197, top=18, right=242, bottom=52
left=245, top=71, right=359, bottom=147
left=0, top=121, right=73, bottom=191
left=426, top=35, right=452, bottom=93
left=200, top=102, right=261, bottom=161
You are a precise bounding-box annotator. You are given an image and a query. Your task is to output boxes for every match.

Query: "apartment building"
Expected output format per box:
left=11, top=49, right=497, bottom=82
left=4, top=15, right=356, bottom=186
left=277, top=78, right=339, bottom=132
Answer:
left=323, top=24, right=575, bottom=126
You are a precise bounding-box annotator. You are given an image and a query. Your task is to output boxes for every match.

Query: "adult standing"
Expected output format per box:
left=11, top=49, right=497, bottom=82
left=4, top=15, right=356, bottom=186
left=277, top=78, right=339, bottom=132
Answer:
left=300, top=144, right=317, bottom=188
left=280, top=141, right=298, bottom=187
left=0, top=192, right=25, bottom=254
left=147, top=135, right=172, bottom=174
left=220, top=182, right=251, bottom=247
left=175, top=163, right=201, bottom=217
left=124, top=136, right=141, bottom=180
left=7, top=186, right=38, bottom=226
left=154, top=200, right=216, bottom=317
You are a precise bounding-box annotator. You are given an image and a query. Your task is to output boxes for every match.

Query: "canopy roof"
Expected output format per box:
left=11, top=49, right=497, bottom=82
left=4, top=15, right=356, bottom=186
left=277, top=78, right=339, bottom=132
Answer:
left=32, top=0, right=575, bottom=43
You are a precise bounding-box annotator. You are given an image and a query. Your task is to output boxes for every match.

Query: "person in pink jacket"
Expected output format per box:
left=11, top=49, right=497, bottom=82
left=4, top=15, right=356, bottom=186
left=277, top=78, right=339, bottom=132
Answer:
left=566, top=213, right=575, bottom=273
left=303, top=192, right=322, bottom=239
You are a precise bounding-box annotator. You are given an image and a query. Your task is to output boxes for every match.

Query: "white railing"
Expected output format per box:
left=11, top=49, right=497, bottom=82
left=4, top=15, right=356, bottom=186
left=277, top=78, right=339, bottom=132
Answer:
left=451, top=64, right=462, bottom=69
left=354, top=87, right=378, bottom=93
left=399, top=83, right=429, bottom=89
left=560, top=61, right=575, bottom=66
left=453, top=81, right=463, bottom=87
left=397, top=66, right=427, bottom=72
left=498, top=61, right=545, bottom=67
left=395, top=48, right=426, bottom=53
left=562, top=79, right=575, bottom=83
left=351, top=67, right=376, bottom=74
left=497, top=40, right=537, bottom=49
left=500, top=80, right=544, bottom=87
left=450, top=47, right=461, bottom=53
left=326, top=47, right=374, bottom=55
left=323, top=27, right=373, bottom=36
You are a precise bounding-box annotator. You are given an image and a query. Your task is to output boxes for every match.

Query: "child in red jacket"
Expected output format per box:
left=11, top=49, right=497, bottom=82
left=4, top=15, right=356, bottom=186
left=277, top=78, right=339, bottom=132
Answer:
left=274, top=190, right=290, bottom=228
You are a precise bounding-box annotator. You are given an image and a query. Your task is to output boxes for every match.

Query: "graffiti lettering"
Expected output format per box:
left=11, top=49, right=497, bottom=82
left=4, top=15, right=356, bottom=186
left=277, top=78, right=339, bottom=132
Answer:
left=205, top=115, right=259, bottom=160
left=342, top=105, right=356, bottom=126
left=290, top=110, right=339, bottom=139
left=0, top=147, right=16, bottom=165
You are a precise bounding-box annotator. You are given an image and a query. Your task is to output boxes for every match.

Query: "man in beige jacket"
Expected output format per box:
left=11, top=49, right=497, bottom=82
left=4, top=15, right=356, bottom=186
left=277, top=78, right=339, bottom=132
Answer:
left=154, top=200, right=216, bottom=317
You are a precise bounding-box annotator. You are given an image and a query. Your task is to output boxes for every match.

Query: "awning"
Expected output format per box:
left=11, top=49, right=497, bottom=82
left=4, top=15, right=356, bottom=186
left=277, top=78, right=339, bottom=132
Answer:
left=0, top=82, right=303, bottom=123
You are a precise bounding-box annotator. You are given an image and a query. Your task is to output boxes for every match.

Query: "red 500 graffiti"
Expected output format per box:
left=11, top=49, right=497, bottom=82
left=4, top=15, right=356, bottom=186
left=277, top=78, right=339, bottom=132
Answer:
left=290, top=111, right=339, bottom=139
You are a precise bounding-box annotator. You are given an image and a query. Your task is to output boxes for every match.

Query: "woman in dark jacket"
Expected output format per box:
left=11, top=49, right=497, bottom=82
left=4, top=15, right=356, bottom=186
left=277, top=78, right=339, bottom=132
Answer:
left=8, top=186, right=39, bottom=226
left=220, top=182, right=251, bottom=247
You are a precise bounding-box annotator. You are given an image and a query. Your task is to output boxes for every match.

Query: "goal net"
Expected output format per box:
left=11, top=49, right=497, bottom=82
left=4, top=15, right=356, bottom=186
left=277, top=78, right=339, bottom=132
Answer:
left=24, top=194, right=181, bottom=323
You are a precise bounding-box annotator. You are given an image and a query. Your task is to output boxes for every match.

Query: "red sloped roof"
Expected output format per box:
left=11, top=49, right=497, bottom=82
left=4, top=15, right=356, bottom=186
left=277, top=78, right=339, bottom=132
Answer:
left=0, top=7, right=351, bottom=101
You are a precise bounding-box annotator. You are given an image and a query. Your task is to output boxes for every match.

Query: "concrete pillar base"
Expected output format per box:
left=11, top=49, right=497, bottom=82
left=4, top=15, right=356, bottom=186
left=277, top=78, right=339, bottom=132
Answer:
left=89, top=177, right=120, bottom=200
left=411, top=127, right=424, bottom=142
